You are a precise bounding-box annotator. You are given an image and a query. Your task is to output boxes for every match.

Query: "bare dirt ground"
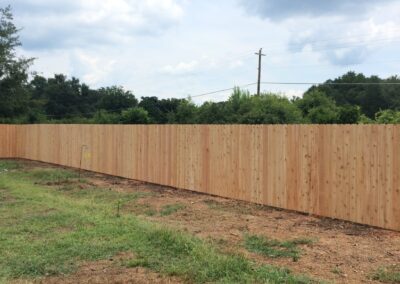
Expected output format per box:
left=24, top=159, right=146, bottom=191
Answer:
left=38, top=253, right=182, bottom=284
left=17, top=160, right=400, bottom=283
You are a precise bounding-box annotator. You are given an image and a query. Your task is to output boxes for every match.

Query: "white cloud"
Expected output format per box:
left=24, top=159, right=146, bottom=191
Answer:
left=282, top=89, right=304, bottom=99
left=160, top=60, right=199, bottom=75
left=14, top=0, right=184, bottom=49
left=72, top=51, right=117, bottom=85
left=240, top=0, right=397, bottom=21
left=229, top=60, right=244, bottom=69
left=266, top=0, right=400, bottom=66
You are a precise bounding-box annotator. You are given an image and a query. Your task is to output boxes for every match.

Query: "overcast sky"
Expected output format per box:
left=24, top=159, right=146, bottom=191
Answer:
left=8, top=0, right=400, bottom=103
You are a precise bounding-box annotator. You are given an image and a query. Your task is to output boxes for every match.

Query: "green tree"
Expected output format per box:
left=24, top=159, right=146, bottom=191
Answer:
left=225, top=87, right=253, bottom=122
left=358, top=114, right=374, bottom=124
left=175, top=98, right=198, bottom=124
left=97, top=86, right=138, bottom=112
left=375, top=110, right=400, bottom=124
left=44, top=75, right=85, bottom=118
left=296, top=90, right=339, bottom=123
left=121, top=107, right=149, bottom=124
left=241, top=94, right=303, bottom=124
left=0, top=6, right=33, bottom=119
left=197, top=102, right=228, bottom=124
left=92, top=110, right=121, bottom=124
left=306, top=72, right=400, bottom=118
left=338, top=105, right=361, bottom=124
left=139, top=96, right=183, bottom=123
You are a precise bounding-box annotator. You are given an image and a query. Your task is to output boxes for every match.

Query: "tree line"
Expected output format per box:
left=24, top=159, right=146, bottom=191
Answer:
left=1, top=6, right=400, bottom=125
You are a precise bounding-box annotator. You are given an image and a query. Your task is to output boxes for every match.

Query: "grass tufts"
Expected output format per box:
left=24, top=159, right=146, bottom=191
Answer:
left=244, top=234, right=314, bottom=262
left=159, top=203, right=186, bottom=216
left=371, top=265, right=400, bottom=283
left=0, top=160, right=21, bottom=171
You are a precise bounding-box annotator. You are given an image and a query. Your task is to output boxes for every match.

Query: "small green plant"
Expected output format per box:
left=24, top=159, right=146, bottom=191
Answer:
left=244, top=235, right=314, bottom=262
left=331, top=266, right=343, bottom=276
left=371, top=265, right=400, bottom=283
left=160, top=203, right=186, bottom=216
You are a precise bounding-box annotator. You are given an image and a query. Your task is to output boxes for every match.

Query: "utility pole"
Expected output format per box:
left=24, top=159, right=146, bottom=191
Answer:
left=255, top=48, right=265, bottom=96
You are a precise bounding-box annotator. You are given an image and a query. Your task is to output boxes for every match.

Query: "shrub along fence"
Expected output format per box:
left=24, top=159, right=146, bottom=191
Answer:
left=1, top=124, right=399, bottom=231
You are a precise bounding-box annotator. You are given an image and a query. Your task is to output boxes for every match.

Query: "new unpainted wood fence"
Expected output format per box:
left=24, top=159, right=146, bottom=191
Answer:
left=1, top=124, right=399, bottom=231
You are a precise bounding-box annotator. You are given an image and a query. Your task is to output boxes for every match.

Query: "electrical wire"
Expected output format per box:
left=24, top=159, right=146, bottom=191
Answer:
left=261, top=81, right=400, bottom=86
left=187, top=82, right=258, bottom=98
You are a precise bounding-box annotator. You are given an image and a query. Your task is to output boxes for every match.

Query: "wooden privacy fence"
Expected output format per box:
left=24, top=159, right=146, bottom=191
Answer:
left=0, top=125, right=16, bottom=158
left=0, top=124, right=399, bottom=231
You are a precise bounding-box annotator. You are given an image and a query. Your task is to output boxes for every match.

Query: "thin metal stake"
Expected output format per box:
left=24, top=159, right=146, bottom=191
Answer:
left=79, top=145, right=88, bottom=180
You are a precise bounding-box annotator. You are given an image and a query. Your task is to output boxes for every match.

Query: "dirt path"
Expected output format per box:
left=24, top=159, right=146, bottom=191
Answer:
left=18, top=160, right=400, bottom=283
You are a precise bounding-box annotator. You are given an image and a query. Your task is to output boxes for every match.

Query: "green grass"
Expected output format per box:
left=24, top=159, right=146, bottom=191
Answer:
left=25, top=168, right=78, bottom=183
left=371, top=265, right=400, bottom=283
left=244, top=235, right=314, bottom=262
left=0, top=163, right=317, bottom=283
left=160, top=203, right=186, bottom=216
left=0, top=160, right=21, bottom=171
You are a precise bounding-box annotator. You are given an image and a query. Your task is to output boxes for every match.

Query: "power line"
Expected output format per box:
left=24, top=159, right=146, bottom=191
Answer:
left=184, top=81, right=400, bottom=100
left=265, top=58, right=400, bottom=69
left=261, top=81, right=400, bottom=86
left=188, top=82, right=258, bottom=98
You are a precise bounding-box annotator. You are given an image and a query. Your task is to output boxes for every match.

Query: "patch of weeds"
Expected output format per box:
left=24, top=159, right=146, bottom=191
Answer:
left=160, top=203, right=186, bottom=216
left=68, top=187, right=140, bottom=204
left=130, top=203, right=157, bottom=216
left=331, top=266, right=344, bottom=276
left=244, top=235, right=314, bottom=262
left=371, top=265, right=400, bottom=283
left=0, top=188, right=15, bottom=204
left=26, top=169, right=78, bottom=183
left=214, top=238, right=229, bottom=246
left=210, top=238, right=232, bottom=253
left=290, top=238, right=315, bottom=246
left=203, top=199, right=224, bottom=209
left=129, top=191, right=154, bottom=199
left=59, top=184, right=76, bottom=192
left=144, top=208, right=158, bottom=216
left=123, top=227, right=316, bottom=284
left=203, top=199, right=257, bottom=215
left=126, top=256, right=152, bottom=268
left=0, top=160, right=21, bottom=171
